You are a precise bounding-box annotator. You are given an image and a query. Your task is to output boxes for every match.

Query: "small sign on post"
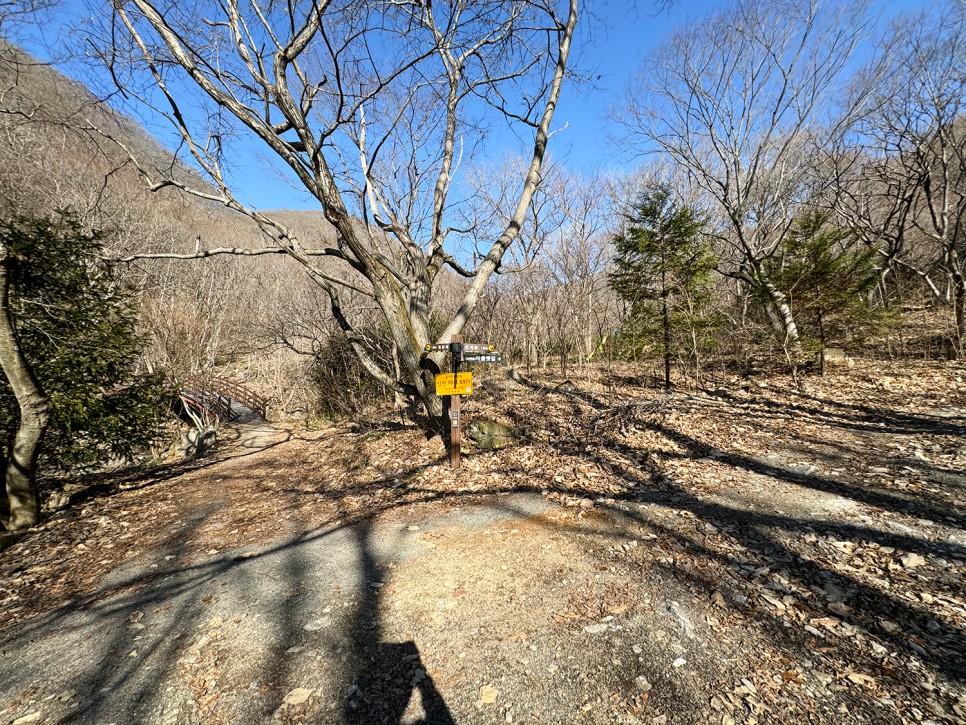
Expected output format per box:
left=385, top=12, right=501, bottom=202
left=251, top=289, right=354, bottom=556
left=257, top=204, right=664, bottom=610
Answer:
left=423, top=334, right=503, bottom=470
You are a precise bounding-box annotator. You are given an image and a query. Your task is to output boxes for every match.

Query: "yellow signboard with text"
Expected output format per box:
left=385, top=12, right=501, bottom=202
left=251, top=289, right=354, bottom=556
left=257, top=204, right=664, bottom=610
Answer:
left=435, top=372, right=473, bottom=396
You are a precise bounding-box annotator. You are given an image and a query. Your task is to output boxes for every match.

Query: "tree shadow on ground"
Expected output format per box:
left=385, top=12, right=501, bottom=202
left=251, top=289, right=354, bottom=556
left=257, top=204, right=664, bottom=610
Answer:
left=525, top=401, right=966, bottom=686
left=48, top=427, right=294, bottom=511
left=3, top=383, right=964, bottom=721
left=710, top=387, right=966, bottom=437
left=0, top=459, right=461, bottom=724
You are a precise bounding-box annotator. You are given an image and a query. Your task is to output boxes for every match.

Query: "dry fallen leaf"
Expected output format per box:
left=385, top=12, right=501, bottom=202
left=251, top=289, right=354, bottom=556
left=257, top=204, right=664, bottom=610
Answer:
left=479, top=684, right=499, bottom=704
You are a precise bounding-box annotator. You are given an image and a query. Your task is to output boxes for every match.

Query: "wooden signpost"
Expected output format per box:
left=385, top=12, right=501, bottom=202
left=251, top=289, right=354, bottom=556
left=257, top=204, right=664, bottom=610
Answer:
left=425, top=334, right=503, bottom=470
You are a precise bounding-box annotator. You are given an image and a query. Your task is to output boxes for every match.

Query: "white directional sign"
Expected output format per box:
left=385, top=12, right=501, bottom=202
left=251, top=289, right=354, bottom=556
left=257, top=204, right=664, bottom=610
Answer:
left=463, top=352, right=503, bottom=363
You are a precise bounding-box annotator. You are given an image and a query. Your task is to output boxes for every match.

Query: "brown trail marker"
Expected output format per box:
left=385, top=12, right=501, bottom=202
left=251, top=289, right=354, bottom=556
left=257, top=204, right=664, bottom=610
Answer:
left=424, top=335, right=502, bottom=470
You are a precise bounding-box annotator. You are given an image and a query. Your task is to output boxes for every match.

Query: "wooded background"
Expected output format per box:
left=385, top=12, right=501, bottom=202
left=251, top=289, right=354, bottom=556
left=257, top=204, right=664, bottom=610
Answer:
left=0, top=0, right=963, bottom=456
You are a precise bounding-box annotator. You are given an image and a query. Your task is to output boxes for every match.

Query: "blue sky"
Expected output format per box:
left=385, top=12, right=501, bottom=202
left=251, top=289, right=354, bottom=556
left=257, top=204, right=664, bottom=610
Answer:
left=12, top=0, right=935, bottom=212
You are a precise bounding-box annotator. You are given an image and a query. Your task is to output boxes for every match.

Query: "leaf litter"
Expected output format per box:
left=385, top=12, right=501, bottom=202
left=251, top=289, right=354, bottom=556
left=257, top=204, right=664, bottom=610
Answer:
left=0, top=359, right=964, bottom=723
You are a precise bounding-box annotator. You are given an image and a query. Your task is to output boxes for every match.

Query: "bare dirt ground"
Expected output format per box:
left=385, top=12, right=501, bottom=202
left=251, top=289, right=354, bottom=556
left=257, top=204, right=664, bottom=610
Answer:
left=0, top=360, right=964, bottom=725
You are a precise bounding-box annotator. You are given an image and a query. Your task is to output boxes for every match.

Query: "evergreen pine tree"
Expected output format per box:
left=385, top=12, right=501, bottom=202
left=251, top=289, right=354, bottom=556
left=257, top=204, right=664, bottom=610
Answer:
left=610, top=185, right=716, bottom=387
left=762, top=211, right=889, bottom=374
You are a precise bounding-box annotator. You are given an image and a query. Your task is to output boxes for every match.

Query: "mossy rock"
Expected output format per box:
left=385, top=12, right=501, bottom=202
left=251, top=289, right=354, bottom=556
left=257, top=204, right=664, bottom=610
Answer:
left=465, top=419, right=520, bottom=450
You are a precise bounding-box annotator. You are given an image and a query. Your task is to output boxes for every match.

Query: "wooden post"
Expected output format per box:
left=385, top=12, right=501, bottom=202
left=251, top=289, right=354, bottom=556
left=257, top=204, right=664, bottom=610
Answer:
left=450, top=334, right=462, bottom=470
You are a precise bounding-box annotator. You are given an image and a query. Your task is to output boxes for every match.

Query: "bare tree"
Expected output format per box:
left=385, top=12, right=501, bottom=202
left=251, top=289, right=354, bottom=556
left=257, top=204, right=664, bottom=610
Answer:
left=462, top=162, right=617, bottom=376
left=540, top=169, right=615, bottom=373
left=830, top=5, right=966, bottom=353
left=83, top=0, right=578, bottom=433
left=616, top=0, right=871, bottom=356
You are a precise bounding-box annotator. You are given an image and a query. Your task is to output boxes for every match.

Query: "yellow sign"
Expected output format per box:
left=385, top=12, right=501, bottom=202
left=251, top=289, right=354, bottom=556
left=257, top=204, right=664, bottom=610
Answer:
left=435, top=372, right=473, bottom=396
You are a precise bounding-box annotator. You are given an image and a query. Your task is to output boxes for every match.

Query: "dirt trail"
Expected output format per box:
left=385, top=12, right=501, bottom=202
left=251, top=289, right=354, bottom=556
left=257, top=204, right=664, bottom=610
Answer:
left=1, top=362, right=964, bottom=724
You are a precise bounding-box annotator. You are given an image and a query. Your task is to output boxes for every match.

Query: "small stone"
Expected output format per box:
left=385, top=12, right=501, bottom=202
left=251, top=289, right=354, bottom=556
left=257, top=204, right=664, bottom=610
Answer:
left=636, top=676, right=652, bottom=692
left=711, top=591, right=726, bottom=607
left=479, top=684, right=499, bottom=705
left=672, top=657, right=687, bottom=668
left=303, top=618, right=329, bottom=631
left=926, top=620, right=941, bottom=634
left=582, top=623, right=608, bottom=634
left=407, top=526, right=420, bottom=531
left=632, top=644, right=643, bottom=655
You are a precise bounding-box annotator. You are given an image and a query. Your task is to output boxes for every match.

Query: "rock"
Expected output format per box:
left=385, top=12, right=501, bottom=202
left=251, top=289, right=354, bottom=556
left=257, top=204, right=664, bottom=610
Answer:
left=303, top=618, right=330, bottom=631
left=582, top=623, right=608, bottom=634
left=672, top=657, right=687, bottom=668
left=636, top=676, right=652, bottom=692
left=555, top=380, right=577, bottom=393
left=711, top=591, right=726, bottom=607
left=482, top=375, right=524, bottom=392
left=465, top=419, right=520, bottom=450
left=479, top=684, right=499, bottom=704
left=820, top=348, right=853, bottom=367
left=0, top=531, right=26, bottom=553
left=180, top=424, right=218, bottom=458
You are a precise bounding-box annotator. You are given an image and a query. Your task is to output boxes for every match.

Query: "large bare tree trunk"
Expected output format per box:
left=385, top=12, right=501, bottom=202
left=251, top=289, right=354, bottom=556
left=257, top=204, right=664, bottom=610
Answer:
left=0, top=254, right=48, bottom=530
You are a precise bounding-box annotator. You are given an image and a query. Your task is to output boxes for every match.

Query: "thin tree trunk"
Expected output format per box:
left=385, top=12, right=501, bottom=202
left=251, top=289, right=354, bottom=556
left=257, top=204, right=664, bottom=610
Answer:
left=661, top=264, right=671, bottom=389
left=955, top=277, right=965, bottom=359
left=662, top=294, right=671, bottom=389
left=818, top=309, right=827, bottom=377
left=0, top=255, right=49, bottom=530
